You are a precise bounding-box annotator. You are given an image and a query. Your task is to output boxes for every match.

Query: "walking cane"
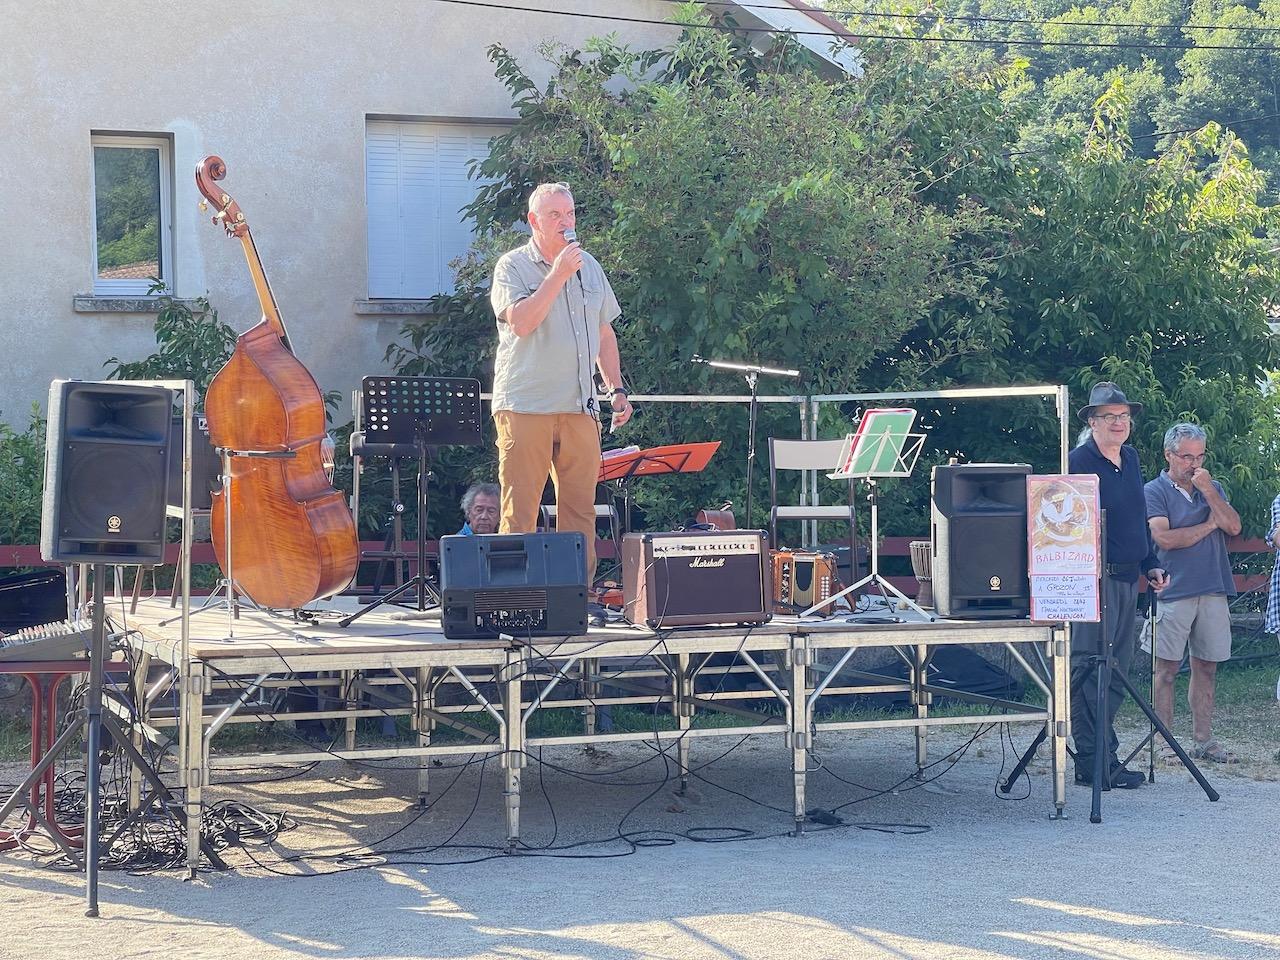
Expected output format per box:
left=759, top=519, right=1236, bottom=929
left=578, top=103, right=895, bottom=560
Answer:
left=1148, top=584, right=1158, bottom=784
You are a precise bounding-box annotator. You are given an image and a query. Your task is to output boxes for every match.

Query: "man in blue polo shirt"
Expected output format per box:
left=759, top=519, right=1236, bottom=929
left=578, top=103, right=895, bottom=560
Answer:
left=1068, top=382, right=1168, bottom=789
left=1145, top=423, right=1240, bottom=764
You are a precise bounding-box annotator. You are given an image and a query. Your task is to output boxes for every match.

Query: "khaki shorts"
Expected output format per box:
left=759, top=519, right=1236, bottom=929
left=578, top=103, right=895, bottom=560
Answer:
left=1142, top=594, right=1232, bottom=663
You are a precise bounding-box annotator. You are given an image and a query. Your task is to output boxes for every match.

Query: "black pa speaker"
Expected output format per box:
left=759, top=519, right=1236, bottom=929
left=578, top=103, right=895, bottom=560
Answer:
left=931, top=463, right=1030, bottom=619
left=41, top=380, right=174, bottom=564
left=439, top=532, right=588, bottom=639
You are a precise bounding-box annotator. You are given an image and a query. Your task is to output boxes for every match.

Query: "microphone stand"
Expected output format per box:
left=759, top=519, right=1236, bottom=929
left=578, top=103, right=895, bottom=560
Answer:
left=692, top=356, right=800, bottom=529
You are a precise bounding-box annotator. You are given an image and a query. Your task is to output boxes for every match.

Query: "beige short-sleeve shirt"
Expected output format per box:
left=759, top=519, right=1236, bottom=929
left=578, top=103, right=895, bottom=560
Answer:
left=490, top=239, right=622, bottom=414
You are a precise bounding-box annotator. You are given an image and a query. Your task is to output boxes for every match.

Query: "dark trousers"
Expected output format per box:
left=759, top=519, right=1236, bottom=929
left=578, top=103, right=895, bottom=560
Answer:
left=1069, top=575, right=1139, bottom=770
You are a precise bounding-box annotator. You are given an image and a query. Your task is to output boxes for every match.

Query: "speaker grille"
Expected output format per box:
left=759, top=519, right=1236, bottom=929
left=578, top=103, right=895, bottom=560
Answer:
left=474, top=588, right=548, bottom=612
left=61, top=443, right=167, bottom=541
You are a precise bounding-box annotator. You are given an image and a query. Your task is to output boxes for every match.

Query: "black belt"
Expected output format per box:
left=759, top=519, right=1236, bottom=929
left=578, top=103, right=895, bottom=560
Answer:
left=1105, top=562, right=1140, bottom=578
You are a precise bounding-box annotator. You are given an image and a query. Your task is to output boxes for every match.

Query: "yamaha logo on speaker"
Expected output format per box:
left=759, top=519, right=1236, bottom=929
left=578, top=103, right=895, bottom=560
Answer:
left=989, top=575, right=1002, bottom=590
left=107, top=516, right=122, bottom=534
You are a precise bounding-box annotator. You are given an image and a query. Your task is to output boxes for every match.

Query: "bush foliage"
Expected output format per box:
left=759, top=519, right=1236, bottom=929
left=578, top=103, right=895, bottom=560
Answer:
left=388, top=8, right=1280, bottom=539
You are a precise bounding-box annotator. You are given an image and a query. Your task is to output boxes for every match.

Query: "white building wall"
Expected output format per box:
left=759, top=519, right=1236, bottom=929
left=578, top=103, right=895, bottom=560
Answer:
left=0, top=0, right=678, bottom=424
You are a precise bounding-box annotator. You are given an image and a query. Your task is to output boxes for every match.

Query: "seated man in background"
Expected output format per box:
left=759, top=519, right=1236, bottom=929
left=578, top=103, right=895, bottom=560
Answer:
left=458, top=482, right=500, bottom=535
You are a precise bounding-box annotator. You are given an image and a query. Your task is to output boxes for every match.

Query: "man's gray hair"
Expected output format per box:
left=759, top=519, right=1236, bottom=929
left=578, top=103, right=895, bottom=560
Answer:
left=1163, top=422, right=1207, bottom=454
left=1076, top=426, right=1093, bottom=448
left=461, top=482, right=501, bottom=514
left=528, top=181, right=573, bottom=214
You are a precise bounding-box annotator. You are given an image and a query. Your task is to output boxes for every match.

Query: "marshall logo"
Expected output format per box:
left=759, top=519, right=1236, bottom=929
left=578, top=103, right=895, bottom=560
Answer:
left=690, top=556, right=726, bottom=568
left=107, top=516, right=122, bottom=534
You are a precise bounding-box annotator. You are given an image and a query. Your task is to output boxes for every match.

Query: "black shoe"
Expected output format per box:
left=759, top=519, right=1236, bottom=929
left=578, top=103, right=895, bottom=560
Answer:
left=1074, top=764, right=1143, bottom=789
left=1109, top=766, right=1145, bottom=789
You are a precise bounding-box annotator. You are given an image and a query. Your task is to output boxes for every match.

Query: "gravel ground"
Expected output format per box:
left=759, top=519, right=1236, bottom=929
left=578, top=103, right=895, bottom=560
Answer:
left=1, top=724, right=1277, bottom=960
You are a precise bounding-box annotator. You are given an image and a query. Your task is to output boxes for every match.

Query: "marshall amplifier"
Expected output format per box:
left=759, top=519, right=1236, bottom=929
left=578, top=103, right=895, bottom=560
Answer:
left=440, top=533, right=588, bottom=640
left=771, top=550, right=838, bottom=613
left=622, top=530, right=772, bottom=629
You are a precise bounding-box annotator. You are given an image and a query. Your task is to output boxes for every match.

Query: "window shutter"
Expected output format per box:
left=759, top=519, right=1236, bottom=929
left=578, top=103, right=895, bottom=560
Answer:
left=365, top=120, right=503, bottom=299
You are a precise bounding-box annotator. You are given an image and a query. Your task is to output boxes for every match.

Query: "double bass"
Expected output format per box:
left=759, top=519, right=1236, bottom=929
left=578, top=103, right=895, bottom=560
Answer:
left=195, top=156, right=358, bottom=609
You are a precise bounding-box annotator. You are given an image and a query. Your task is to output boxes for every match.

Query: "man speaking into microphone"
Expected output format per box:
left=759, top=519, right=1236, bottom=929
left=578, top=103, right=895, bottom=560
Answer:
left=489, top=182, right=632, bottom=581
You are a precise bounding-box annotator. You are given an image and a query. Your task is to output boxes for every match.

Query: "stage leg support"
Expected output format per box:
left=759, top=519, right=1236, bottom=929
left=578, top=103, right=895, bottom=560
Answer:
left=582, top=657, right=598, bottom=739
left=675, top=653, right=692, bottom=795
left=788, top=636, right=810, bottom=837
left=344, top=670, right=357, bottom=753
left=501, top=652, right=525, bottom=852
left=129, top=651, right=152, bottom=811
left=183, top=663, right=207, bottom=879
left=416, top=667, right=432, bottom=805
left=1050, top=627, right=1069, bottom=818
left=913, top=644, right=929, bottom=777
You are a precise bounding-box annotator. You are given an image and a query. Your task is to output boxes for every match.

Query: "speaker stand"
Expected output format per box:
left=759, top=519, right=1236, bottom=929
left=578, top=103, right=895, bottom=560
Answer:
left=0, top=566, right=227, bottom=915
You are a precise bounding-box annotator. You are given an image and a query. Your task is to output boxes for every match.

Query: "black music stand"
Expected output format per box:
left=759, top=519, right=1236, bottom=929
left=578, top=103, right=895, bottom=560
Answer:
left=339, top=376, right=482, bottom=628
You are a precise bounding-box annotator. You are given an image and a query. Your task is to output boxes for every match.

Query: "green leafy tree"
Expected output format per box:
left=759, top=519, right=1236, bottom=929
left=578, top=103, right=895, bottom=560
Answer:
left=386, top=6, right=1280, bottom=541
left=0, top=407, right=46, bottom=547
left=391, top=16, right=1009, bottom=529
left=912, top=86, right=1280, bottom=531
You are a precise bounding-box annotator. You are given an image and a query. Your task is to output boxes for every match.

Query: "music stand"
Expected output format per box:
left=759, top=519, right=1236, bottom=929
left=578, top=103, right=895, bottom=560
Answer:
left=800, top=409, right=928, bottom=619
left=339, top=376, right=482, bottom=628
left=598, top=441, right=721, bottom=536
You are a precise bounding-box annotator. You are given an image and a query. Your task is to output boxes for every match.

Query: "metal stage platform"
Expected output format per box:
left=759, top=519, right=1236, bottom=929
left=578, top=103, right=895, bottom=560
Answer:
left=117, top=597, right=1068, bottom=875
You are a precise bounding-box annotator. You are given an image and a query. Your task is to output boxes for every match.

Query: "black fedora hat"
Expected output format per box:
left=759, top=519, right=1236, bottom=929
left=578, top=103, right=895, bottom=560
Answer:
left=1078, top=381, right=1143, bottom=422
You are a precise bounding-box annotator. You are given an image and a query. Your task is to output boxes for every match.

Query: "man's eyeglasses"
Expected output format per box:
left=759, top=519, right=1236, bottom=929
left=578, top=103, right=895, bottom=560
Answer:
left=1171, top=452, right=1208, bottom=464
left=1092, top=412, right=1133, bottom=425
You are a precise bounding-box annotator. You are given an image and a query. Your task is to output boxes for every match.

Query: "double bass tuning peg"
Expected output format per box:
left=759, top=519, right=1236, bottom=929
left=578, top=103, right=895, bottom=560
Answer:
left=198, top=199, right=208, bottom=213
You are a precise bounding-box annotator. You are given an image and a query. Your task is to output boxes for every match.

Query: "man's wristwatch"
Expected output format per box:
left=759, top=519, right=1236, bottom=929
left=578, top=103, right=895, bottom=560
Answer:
left=611, top=388, right=628, bottom=398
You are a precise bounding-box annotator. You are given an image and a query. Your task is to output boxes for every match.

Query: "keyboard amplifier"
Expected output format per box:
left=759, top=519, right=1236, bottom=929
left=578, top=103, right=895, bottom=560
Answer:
left=439, top=533, right=588, bottom=640
left=622, top=530, right=772, bottom=628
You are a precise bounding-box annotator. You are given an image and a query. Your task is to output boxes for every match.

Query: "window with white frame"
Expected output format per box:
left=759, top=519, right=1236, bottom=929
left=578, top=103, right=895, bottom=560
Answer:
left=365, top=119, right=506, bottom=299
left=91, top=134, right=173, bottom=296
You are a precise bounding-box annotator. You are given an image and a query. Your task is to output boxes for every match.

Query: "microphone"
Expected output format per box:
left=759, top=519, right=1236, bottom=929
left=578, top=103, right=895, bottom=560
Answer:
left=562, top=228, right=583, bottom=279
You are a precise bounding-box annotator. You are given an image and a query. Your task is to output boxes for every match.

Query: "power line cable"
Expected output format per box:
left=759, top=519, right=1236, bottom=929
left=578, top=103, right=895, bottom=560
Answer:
left=683, top=0, right=1280, bottom=38
left=414, top=0, right=1280, bottom=53
left=1002, top=110, right=1280, bottom=158
left=1132, top=111, right=1280, bottom=141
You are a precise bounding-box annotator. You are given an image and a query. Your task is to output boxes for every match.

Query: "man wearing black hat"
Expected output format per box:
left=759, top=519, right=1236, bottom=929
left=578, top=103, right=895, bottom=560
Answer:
left=1068, top=381, right=1169, bottom=788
